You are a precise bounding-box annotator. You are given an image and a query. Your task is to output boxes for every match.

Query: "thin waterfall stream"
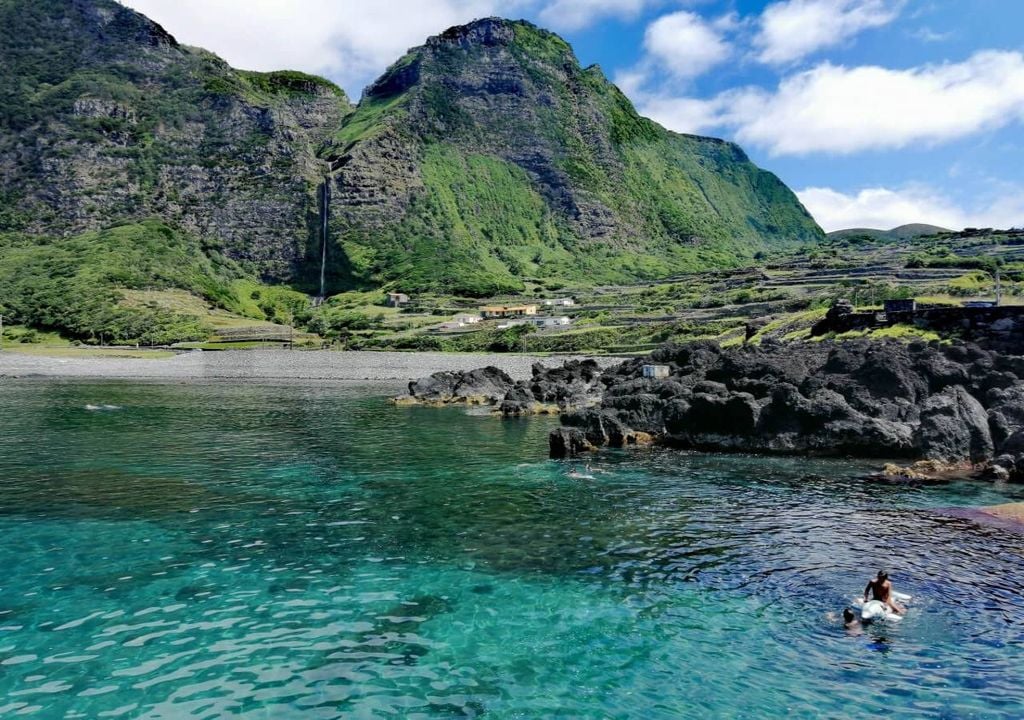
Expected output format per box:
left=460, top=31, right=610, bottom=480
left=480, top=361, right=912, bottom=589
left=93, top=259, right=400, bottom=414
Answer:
left=318, top=179, right=330, bottom=301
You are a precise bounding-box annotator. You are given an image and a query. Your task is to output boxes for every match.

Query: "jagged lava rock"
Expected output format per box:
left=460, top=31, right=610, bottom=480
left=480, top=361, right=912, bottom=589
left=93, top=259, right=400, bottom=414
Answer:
left=394, top=366, right=515, bottom=406
left=549, top=340, right=1023, bottom=467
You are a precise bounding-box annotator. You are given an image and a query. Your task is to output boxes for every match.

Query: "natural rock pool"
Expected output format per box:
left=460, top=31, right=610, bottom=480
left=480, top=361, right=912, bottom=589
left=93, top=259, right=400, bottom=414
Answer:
left=1, top=380, right=1023, bottom=718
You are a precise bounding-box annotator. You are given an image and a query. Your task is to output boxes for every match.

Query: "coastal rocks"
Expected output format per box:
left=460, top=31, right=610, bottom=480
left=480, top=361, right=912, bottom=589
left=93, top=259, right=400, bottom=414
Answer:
left=989, top=430, right=1024, bottom=482
left=394, top=366, right=515, bottom=406
left=550, top=411, right=654, bottom=458
left=548, top=340, right=1023, bottom=469
left=916, top=386, right=993, bottom=463
left=396, top=358, right=612, bottom=412
left=880, top=460, right=976, bottom=482
left=500, top=360, right=605, bottom=416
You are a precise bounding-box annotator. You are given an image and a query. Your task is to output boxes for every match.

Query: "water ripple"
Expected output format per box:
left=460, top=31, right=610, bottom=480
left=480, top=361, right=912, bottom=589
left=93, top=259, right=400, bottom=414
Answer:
left=0, top=381, right=1023, bottom=718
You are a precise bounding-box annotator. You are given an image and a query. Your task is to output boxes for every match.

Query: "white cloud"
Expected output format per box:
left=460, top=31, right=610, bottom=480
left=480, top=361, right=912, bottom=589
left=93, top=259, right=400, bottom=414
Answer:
left=122, top=0, right=530, bottom=95
left=636, top=51, right=1024, bottom=156
left=538, top=0, right=655, bottom=31
left=912, top=27, right=952, bottom=43
left=755, top=0, right=902, bottom=66
left=797, top=185, right=1024, bottom=232
left=642, top=11, right=730, bottom=79
left=637, top=95, right=724, bottom=135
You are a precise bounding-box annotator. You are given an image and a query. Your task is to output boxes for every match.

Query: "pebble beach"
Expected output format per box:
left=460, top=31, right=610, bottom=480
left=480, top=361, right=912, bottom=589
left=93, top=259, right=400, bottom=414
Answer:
left=0, top=349, right=615, bottom=382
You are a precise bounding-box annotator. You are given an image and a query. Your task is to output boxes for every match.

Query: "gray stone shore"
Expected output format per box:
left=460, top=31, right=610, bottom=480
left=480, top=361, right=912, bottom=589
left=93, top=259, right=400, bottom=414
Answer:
left=0, top=350, right=616, bottom=382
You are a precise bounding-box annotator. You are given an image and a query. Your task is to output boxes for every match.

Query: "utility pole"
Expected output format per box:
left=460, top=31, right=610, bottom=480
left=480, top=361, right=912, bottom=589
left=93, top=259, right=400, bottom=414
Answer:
left=995, top=268, right=1003, bottom=307
left=0, top=314, right=4, bottom=351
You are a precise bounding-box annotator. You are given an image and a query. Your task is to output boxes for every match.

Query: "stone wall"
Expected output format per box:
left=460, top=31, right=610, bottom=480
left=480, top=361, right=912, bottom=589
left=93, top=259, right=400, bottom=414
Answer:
left=813, top=303, right=1024, bottom=353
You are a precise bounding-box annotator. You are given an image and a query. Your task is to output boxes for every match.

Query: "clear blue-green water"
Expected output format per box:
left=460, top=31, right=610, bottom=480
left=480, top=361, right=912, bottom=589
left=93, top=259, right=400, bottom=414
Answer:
left=1, top=380, right=1023, bottom=719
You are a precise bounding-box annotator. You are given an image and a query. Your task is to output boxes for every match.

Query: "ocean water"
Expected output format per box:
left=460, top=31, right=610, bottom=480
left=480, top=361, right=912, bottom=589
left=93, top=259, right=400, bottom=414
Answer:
left=1, top=379, right=1023, bottom=719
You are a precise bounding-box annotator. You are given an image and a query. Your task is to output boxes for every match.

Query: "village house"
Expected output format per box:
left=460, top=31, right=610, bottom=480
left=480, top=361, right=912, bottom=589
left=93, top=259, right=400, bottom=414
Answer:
left=642, top=365, right=671, bottom=379
left=529, top=316, right=572, bottom=329
left=386, top=292, right=410, bottom=308
left=543, top=298, right=576, bottom=308
left=479, top=304, right=538, bottom=319
left=454, top=314, right=482, bottom=325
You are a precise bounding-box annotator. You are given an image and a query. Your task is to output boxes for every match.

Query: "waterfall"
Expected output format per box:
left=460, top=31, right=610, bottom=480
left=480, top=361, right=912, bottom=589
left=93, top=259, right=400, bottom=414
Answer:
left=318, top=179, right=330, bottom=302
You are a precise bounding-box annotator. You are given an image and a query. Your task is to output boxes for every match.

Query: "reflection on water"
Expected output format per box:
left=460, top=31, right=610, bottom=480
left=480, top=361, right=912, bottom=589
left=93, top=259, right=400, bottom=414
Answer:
left=0, top=380, right=1023, bottom=718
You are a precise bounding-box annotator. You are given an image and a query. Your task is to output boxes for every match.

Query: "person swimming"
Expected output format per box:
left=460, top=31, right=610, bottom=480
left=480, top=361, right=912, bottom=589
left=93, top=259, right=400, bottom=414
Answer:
left=566, top=466, right=595, bottom=480
left=864, top=570, right=905, bottom=615
left=842, top=607, right=862, bottom=634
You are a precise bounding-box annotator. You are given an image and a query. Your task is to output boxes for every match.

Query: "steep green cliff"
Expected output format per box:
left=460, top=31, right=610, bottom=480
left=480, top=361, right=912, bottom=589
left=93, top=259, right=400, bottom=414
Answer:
left=323, top=19, right=823, bottom=295
left=0, top=0, right=352, bottom=282
left=0, top=5, right=824, bottom=341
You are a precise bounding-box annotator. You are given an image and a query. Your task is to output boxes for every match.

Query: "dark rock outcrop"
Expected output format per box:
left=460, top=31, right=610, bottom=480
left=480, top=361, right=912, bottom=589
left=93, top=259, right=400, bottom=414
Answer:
left=916, top=386, right=993, bottom=463
left=394, top=366, right=515, bottom=406
left=500, top=359, right=605, bottom=416
left=549, top=340, right=1023, bottom=469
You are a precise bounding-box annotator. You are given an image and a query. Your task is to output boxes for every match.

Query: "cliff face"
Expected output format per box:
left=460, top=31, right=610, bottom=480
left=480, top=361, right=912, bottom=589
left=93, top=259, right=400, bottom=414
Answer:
left=324, top=18, right=823, bottom=295
left=1, top=6, right=821, bottom=299
left=0, top=0, right=352, bottom=284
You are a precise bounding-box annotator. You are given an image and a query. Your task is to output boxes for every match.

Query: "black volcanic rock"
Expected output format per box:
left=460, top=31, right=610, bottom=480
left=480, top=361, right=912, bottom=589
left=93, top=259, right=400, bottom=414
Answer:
left=396, top=366, right=516, bottom=406
left=546, top=340, right=1024, bottom=467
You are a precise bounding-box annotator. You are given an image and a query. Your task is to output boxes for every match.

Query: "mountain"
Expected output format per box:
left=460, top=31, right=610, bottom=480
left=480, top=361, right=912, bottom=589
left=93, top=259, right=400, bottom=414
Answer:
left=0, top=3, right=824, bottom=342
left=0, top=0, right=352, bottom=282
left=322, top=18, right=823, bottom=295
left=827, top=224, right=950, bottom=243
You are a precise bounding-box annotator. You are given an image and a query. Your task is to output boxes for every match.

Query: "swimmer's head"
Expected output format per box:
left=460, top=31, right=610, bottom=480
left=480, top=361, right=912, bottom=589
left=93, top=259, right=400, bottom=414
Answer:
left=877, top=570, right=889, bottom=581
left=842, top=608, right=856, bottom=623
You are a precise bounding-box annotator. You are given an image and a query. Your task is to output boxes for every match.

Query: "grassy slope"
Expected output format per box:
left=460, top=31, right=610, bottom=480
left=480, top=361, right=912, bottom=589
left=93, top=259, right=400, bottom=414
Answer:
left=0, top=221, right=312, bottom=344
left=331, top=21, right=823, bottom=297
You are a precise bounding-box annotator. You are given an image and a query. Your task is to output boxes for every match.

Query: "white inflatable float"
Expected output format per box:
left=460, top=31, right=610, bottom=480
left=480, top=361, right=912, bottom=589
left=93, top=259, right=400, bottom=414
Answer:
left=853, top=591, right=912, bottom=623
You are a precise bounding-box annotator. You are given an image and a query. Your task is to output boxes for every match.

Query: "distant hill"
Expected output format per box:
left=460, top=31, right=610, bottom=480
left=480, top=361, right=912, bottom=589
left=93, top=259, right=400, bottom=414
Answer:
left=827, top=224, right=950, bottom=243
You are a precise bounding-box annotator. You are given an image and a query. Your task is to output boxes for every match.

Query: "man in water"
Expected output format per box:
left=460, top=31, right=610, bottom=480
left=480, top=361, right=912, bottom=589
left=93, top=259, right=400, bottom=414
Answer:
left=842, top=607, right=862, bottom=635
left=864, top=570, right=905, bottom=615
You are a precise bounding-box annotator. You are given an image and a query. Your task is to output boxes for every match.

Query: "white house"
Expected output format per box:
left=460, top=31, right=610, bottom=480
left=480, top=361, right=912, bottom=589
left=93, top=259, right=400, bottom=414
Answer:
left=642, top=365, right=670, bottom=379
left=529, top=316, right=572, bottom=329
left=454, top=314, right=482, bottom=324
left=543, top=298, right=576, bottom=307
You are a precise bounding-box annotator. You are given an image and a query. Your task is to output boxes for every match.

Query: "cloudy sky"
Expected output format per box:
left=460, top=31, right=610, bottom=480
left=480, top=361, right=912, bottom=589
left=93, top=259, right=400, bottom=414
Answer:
left=122, top=0, right=1023, bottom=232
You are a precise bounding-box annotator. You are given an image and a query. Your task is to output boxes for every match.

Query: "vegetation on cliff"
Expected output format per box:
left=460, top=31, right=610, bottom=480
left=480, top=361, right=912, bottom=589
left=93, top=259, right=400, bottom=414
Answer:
left=1, top=5, right=822, bottom=342
left=324, top=19, right=823, bottom=296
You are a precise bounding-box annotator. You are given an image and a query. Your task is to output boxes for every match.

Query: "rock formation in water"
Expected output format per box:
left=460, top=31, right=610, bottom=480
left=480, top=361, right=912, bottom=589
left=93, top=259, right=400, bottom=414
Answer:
left=393, top=359, right=604, bottom=412
left=393, top=366, right=518, bottom=406
left=399, top=339, right=1024, bottom=475
left=550, top=341, right=1024, bottom=468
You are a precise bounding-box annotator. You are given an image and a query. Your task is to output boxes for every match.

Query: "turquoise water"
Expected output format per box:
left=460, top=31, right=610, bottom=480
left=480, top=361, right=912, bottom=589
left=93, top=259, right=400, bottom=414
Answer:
left=1, top=380, right=1023, bottom=719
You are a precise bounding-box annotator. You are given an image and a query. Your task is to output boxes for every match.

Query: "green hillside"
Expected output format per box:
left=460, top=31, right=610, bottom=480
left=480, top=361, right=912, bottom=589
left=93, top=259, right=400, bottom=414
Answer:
left=0, top=4, right=825, bottom=343
left=323, top=19, right=823, bottom=296
left=0, top=0, right=352, bottom=283
left=827, top=224, right=950, bottom=244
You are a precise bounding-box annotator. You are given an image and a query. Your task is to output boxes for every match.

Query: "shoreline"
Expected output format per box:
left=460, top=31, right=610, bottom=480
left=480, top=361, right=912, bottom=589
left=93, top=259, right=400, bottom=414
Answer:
left=0, top=349, right=616, bottom=382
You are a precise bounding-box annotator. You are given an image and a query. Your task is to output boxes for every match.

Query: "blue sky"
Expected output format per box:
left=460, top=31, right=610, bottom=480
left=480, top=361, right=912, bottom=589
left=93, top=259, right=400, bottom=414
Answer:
left=123, top=0, right=1024, bottom=231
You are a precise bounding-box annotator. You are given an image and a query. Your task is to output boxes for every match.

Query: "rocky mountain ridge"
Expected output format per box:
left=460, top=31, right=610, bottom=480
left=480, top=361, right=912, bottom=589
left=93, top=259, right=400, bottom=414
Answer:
left=0, top=0, right=352, bottom=284
left=1, top=3, right=822, bottom=303
left=322, top=17, right=823, bottom=295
